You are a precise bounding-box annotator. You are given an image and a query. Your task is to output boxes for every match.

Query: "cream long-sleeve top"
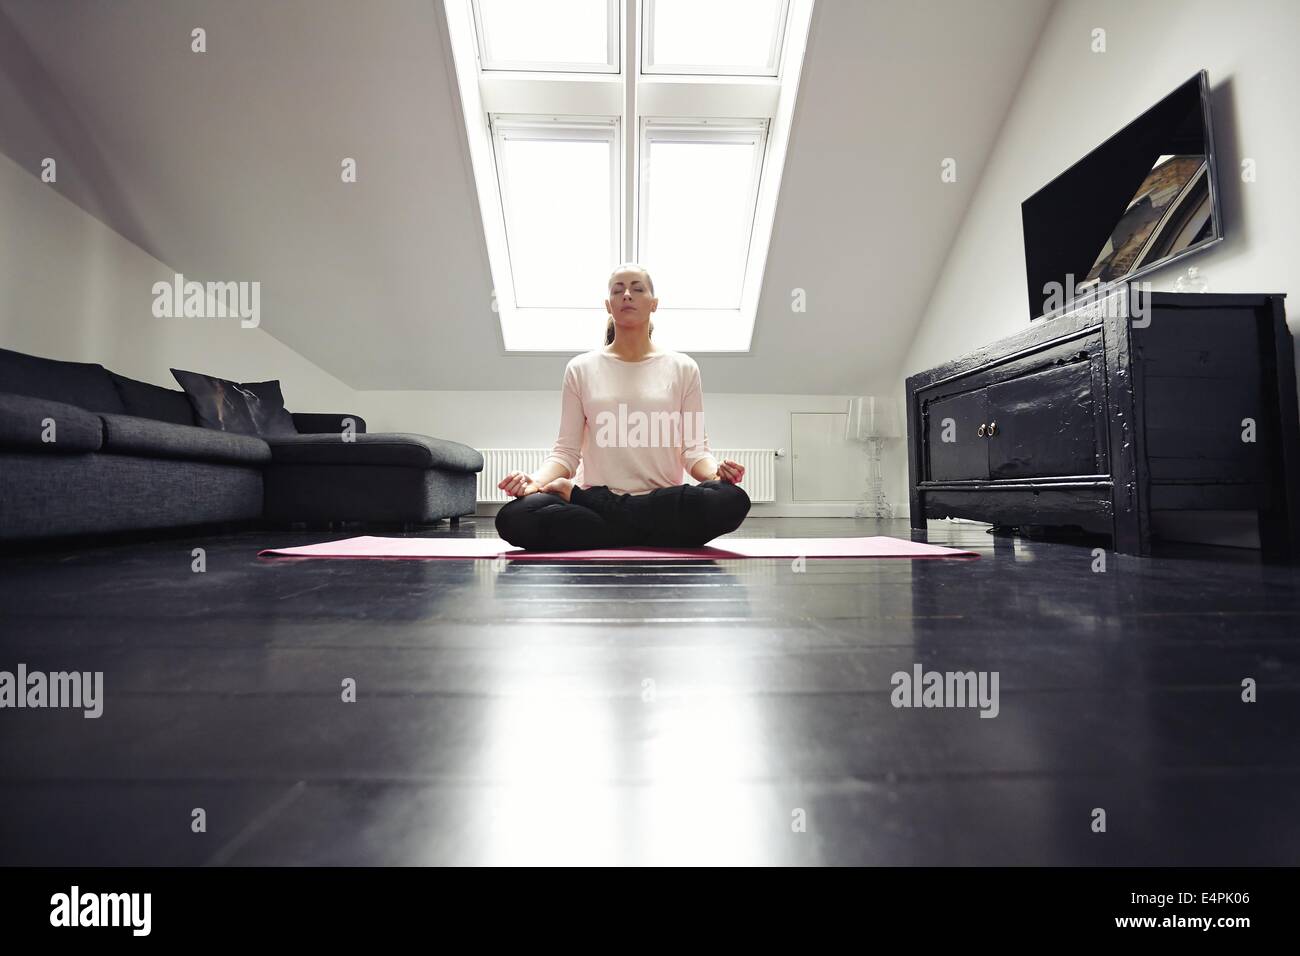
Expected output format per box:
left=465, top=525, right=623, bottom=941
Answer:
left=543, top=348, right=715, bottom=496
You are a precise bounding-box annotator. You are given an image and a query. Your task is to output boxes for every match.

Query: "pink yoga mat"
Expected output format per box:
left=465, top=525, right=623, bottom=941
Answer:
left=258, top=535, right=978, bottom=561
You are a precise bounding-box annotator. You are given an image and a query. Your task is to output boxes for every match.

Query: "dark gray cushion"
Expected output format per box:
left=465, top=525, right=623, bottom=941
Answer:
left=0, top=346, right=125, bottom=413
left=0, top=391, right=103, bottom=453
left=170, top=369, right=299, bottom=437
left=170, top=368, right=259, bottom=434
left=100, top=413, right=271, bottom=464
left=265, top=432, right=483, bottom=472
left=109, top=372, right=195, bottom=426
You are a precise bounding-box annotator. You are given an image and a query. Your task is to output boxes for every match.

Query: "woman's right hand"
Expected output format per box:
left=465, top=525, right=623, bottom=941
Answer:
left=498, top=471, right=541, bottom=498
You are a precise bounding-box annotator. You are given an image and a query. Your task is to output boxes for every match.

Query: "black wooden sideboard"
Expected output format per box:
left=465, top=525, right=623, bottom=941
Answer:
left=905, top=292, right=1300, bottom=557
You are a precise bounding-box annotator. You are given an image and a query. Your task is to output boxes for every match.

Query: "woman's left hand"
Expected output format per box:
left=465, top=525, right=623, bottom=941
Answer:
left=717, top=459, right=745, bottom=484
left=539, top=477, right=575, bottom=502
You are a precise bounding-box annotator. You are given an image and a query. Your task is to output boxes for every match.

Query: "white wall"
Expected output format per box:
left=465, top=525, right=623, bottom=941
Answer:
left=0, top=149, right=357, bottom=409
left=897, top=0, right=1300, bottom=544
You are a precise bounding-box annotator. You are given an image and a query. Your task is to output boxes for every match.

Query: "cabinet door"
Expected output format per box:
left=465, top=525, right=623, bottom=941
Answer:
left=925, top=388, right=989, bottom=481
left=986, top=360, right=1101, bottom=479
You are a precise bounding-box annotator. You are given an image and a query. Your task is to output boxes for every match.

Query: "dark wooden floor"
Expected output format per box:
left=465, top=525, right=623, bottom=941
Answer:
left=1, top=517, right=1298, bottom=866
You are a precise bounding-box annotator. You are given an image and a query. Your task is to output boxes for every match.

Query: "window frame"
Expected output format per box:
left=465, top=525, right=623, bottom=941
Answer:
left=637, top=118, right=770, bottom=311
left=641, top=0, right=789, bottom=77
left=489, top=114, right=623, bottom=310
left=473, top=0, right=622, bottom=74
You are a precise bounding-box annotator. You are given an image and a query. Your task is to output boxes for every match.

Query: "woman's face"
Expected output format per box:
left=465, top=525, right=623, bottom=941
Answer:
left=605, top=270, right=657, bottom=331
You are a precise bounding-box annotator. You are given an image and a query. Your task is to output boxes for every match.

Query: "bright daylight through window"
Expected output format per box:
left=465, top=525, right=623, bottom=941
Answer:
left=445, top=0, right=814, bottom=351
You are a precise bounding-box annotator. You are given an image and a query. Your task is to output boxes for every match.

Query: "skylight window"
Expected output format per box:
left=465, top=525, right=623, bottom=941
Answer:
left=475, top=0, right=619, bottom=72
left=444, top=0, right=815, bottom=352
left=492, top=117, right=620, bottom=308
left=643, top=0, right=788, bottom=76
left=640, top=121, right=766, bottom=310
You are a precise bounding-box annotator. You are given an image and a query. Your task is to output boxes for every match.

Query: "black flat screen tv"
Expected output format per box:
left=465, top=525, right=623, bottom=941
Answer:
left=1021, top=70, right=1223, bottom=321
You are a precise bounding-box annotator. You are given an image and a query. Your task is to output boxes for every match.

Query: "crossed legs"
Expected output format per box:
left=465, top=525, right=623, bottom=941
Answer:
left=495, top=481, right=751, bottom=551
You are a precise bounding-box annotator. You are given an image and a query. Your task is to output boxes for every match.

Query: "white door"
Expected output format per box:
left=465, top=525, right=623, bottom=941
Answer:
left=790, top=412, right=868, bottom=501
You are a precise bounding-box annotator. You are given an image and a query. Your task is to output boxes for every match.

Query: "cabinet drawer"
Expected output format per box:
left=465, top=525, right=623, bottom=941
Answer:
left=987, top=360, right=1102, bottom=479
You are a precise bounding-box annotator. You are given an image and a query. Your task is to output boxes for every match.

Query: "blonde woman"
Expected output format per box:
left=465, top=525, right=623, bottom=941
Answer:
left=495, top=264, right=749, bottom=550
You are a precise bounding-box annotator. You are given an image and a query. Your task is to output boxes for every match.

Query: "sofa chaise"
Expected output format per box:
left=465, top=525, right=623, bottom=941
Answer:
left=0, top=346, right=483, bottom=541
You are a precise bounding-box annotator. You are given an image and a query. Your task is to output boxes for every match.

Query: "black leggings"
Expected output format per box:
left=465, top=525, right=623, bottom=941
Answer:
left=495, top=481, right=751, bottom=551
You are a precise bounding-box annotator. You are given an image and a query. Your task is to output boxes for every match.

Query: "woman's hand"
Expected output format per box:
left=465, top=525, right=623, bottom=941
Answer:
left=498, top=471, right=540, bottom=498
left=716, top=459, right=745, bottom=484
left=539, top=477, right=574, bottom=502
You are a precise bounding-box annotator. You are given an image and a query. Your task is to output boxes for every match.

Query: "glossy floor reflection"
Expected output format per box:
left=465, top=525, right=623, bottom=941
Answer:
left=1, top=517, right=1298, bottom=865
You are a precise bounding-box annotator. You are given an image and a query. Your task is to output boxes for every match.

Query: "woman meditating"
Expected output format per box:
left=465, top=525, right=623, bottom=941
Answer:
left=495, top=264, right=751, bottom=551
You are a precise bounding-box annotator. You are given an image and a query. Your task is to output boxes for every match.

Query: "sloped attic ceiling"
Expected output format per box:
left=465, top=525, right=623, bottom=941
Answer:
left=0, top=0, right=1051, bottom=392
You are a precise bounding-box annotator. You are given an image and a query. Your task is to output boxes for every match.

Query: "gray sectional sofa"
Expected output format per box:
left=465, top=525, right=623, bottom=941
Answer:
left=0, top=346, right=483, bottom=541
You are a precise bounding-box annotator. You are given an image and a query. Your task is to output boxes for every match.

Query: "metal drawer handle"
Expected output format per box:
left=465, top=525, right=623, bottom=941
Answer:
left=988, top=421, right=998, bottom=436
left=977, top=424, right=986, bottom=438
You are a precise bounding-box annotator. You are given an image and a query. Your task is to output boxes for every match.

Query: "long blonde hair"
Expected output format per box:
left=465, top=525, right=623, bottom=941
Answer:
left=605, top=264, right=655, bottom=345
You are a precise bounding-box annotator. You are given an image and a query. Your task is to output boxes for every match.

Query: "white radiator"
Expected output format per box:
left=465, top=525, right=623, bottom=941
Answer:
left=476, top=450, right=549, bottom=502
left=477, top=449, right=776, bottom=503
